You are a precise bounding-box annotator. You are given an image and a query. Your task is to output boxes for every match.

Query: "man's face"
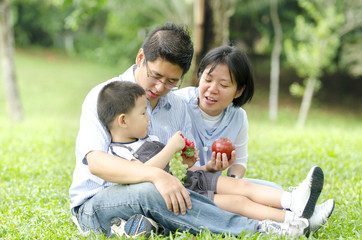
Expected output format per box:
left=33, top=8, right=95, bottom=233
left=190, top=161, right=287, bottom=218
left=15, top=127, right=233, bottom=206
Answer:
left=135, top=53, right=183, bottom=108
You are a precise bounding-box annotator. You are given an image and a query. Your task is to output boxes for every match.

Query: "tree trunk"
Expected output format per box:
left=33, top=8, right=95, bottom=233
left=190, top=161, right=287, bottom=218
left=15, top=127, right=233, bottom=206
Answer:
left=191, top=0, right=235, bottom=85
left=0, top=0, right=23, bottom=122
left=210, top=0, right=235, bottom=48
left=191, top=0, right=206, bottom=85
left=269, top=0, right=282, bottom=123
left=297, top=77, right=316, bottom=127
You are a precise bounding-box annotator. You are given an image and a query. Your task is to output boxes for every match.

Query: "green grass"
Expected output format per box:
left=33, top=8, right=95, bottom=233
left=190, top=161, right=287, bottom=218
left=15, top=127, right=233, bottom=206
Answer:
left=0, top=49, right=361, bottom=239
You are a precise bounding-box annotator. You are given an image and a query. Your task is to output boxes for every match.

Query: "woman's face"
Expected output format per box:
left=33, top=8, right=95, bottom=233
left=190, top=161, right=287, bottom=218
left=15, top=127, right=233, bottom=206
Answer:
left=198, top=64, right=244, bottom=116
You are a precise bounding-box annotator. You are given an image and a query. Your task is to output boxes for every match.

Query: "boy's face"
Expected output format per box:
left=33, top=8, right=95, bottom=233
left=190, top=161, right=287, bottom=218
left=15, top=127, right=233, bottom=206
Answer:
left=135, top=50, right=183, bottom=109
left=126, top=95, right=150, bottom=139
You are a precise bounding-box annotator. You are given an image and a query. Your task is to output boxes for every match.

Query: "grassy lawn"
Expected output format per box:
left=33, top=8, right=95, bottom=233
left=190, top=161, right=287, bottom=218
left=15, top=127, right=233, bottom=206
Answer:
left=0, top=49, right=361, bottom=239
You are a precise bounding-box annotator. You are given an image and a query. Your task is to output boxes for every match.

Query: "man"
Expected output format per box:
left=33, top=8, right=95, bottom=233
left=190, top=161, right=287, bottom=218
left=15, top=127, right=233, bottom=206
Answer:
left=69, top=23, right=315, bottom=238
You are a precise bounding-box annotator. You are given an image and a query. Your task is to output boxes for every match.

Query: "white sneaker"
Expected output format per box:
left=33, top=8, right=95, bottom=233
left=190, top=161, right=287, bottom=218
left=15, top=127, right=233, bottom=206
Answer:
left=290, top=166, right=324, bottom=218
left=309, top=199, right=335, bottom=232
left=258, top=218, right=310, bottom=237
left=111, top=214, right=159, bottom=239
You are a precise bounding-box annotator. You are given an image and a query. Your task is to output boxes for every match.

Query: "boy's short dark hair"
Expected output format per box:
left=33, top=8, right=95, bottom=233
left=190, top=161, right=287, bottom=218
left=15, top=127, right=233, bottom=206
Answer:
left=97, top=81, right=145, bottom=131
left=141, top=22, right=194, bottom=76
left=197, top=46, right=254, bottom=107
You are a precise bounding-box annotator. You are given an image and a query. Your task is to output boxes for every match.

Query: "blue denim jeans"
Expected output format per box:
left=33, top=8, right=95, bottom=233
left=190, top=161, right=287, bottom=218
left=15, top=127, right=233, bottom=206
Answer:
left=75, top=182, right=258, bottom=236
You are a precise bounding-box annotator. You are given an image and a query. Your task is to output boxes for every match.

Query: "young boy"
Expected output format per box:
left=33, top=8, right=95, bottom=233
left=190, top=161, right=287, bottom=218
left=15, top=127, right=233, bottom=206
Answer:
left=97, top=81, right=335, bottom=236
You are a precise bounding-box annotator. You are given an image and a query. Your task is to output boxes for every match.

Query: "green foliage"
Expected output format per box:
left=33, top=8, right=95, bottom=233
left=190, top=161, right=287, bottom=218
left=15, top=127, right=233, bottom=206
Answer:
left=61, top=0, right=108, bottom=31
left=340, top=32, right=362, bottom=77
left=284, top=0, right=346, bottom=126
left=10, top=0, right=195, bottom=68
left=10, top=0, right=362, bottom=80
left=58, top=0, right=192, bottom=67
left=289, top=79, right=322, bottom=98
left=12, top=0, right=69, bottom=47
left=284, top=0, right=344, bottom=80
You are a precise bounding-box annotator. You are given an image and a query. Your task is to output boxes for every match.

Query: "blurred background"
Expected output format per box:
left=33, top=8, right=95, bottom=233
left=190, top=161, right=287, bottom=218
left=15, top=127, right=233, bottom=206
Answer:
left=1, top=0, right=361, bottom=126
left=1, top=2, right=361, bottom=239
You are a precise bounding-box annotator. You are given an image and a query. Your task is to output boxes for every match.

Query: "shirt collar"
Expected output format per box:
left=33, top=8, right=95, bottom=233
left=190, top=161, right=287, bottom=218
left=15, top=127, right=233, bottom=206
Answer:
left=154, top=94, right=172, bottom=111
left=118, top=64, right=137, bottom=83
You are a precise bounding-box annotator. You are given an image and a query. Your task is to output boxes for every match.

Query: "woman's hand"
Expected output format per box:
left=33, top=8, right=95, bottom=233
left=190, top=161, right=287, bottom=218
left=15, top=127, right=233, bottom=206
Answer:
left=205, top=150, right=236, bottom=172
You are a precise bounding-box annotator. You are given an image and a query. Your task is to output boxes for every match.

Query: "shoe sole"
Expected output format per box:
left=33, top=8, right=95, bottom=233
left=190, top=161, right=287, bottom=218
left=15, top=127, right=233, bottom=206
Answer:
left=302, top=166, right=324, bottom=219
left=326, top=200, right=335, bottom=219
left=304, top=225, right=311, bottom=238
left=124, top=214, right=158, bottom=238
left=311, top=199, right=335, bottom=233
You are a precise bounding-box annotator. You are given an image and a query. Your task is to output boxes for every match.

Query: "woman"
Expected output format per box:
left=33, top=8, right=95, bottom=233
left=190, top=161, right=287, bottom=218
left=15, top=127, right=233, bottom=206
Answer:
left=173, top=47, right=336, bottom=231
left=175, top=46, right=279, bottom=188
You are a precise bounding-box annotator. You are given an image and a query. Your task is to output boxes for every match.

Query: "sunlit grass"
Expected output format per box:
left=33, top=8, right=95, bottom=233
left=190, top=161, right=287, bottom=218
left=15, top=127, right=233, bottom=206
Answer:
left=0, top=49, right=361, bottom=239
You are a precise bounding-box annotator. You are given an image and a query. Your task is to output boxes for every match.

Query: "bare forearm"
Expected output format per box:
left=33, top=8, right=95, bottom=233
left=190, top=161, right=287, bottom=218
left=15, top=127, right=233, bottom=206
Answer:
left=144, top=144, right=179, bottom=169
left=87, top=150, right=164, bottom=184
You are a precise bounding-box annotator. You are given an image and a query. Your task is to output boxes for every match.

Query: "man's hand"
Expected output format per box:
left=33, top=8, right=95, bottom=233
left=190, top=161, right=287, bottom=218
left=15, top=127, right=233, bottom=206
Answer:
left=206, top=150, right=236, bottom=172
left=152, top=170, right=192, bottom=215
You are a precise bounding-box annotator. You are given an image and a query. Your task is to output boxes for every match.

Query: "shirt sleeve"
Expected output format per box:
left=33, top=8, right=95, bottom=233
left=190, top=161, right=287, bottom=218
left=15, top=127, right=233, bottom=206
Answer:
left=75, top=83, right=112, bottom=165
left=233, top=112, right=248, bottom=170
left=109, top=146, right=134, bottom=161
left=179, top=99, right=196, bottom=144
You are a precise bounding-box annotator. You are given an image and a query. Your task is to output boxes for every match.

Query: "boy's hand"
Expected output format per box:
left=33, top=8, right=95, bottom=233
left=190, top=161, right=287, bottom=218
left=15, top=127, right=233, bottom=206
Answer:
left=167, top=131, right=185, bottom=152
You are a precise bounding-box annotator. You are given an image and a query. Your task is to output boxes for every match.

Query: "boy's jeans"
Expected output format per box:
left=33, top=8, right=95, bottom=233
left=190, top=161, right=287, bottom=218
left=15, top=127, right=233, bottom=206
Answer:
left=74, top=182, right=258, bottom=236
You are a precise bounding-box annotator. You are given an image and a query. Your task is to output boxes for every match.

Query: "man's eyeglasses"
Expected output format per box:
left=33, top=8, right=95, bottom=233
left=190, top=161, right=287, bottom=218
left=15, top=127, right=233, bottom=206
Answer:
left=144, top=59, right=183, bottom=90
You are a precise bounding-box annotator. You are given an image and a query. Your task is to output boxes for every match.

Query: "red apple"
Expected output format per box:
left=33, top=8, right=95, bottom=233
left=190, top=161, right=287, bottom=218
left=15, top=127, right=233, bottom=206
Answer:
left=212, top=138, right=235, bottom=159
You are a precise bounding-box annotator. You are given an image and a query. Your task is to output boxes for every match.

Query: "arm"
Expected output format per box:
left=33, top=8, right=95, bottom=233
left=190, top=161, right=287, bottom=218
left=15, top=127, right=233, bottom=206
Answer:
left=78, top=83, right=191, bottom=215
left=144, top=131, right=185, bottom=169
left=87, top=150, right=192, bottom=215
left=190, top=112, right=249, bottom=176
left=227, top=113, right=249, bottom=178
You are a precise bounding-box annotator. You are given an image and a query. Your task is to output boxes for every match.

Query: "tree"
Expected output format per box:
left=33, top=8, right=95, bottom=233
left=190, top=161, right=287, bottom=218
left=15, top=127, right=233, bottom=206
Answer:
left=191, top=0, right=236, bottom=85
left=338, top=0, right=362, bottom=77
left=60, top=0, right=193, bottom=67
left=269, top=0, right=283, bottom=122
left=0, top=0, right=23, bottom=122
left=284, top=0, right=344, bottom=127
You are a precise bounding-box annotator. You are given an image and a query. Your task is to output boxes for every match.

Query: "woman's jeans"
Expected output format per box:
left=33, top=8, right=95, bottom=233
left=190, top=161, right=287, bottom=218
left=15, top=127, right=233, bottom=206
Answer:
left=74, top=182, right=258, bottom=236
